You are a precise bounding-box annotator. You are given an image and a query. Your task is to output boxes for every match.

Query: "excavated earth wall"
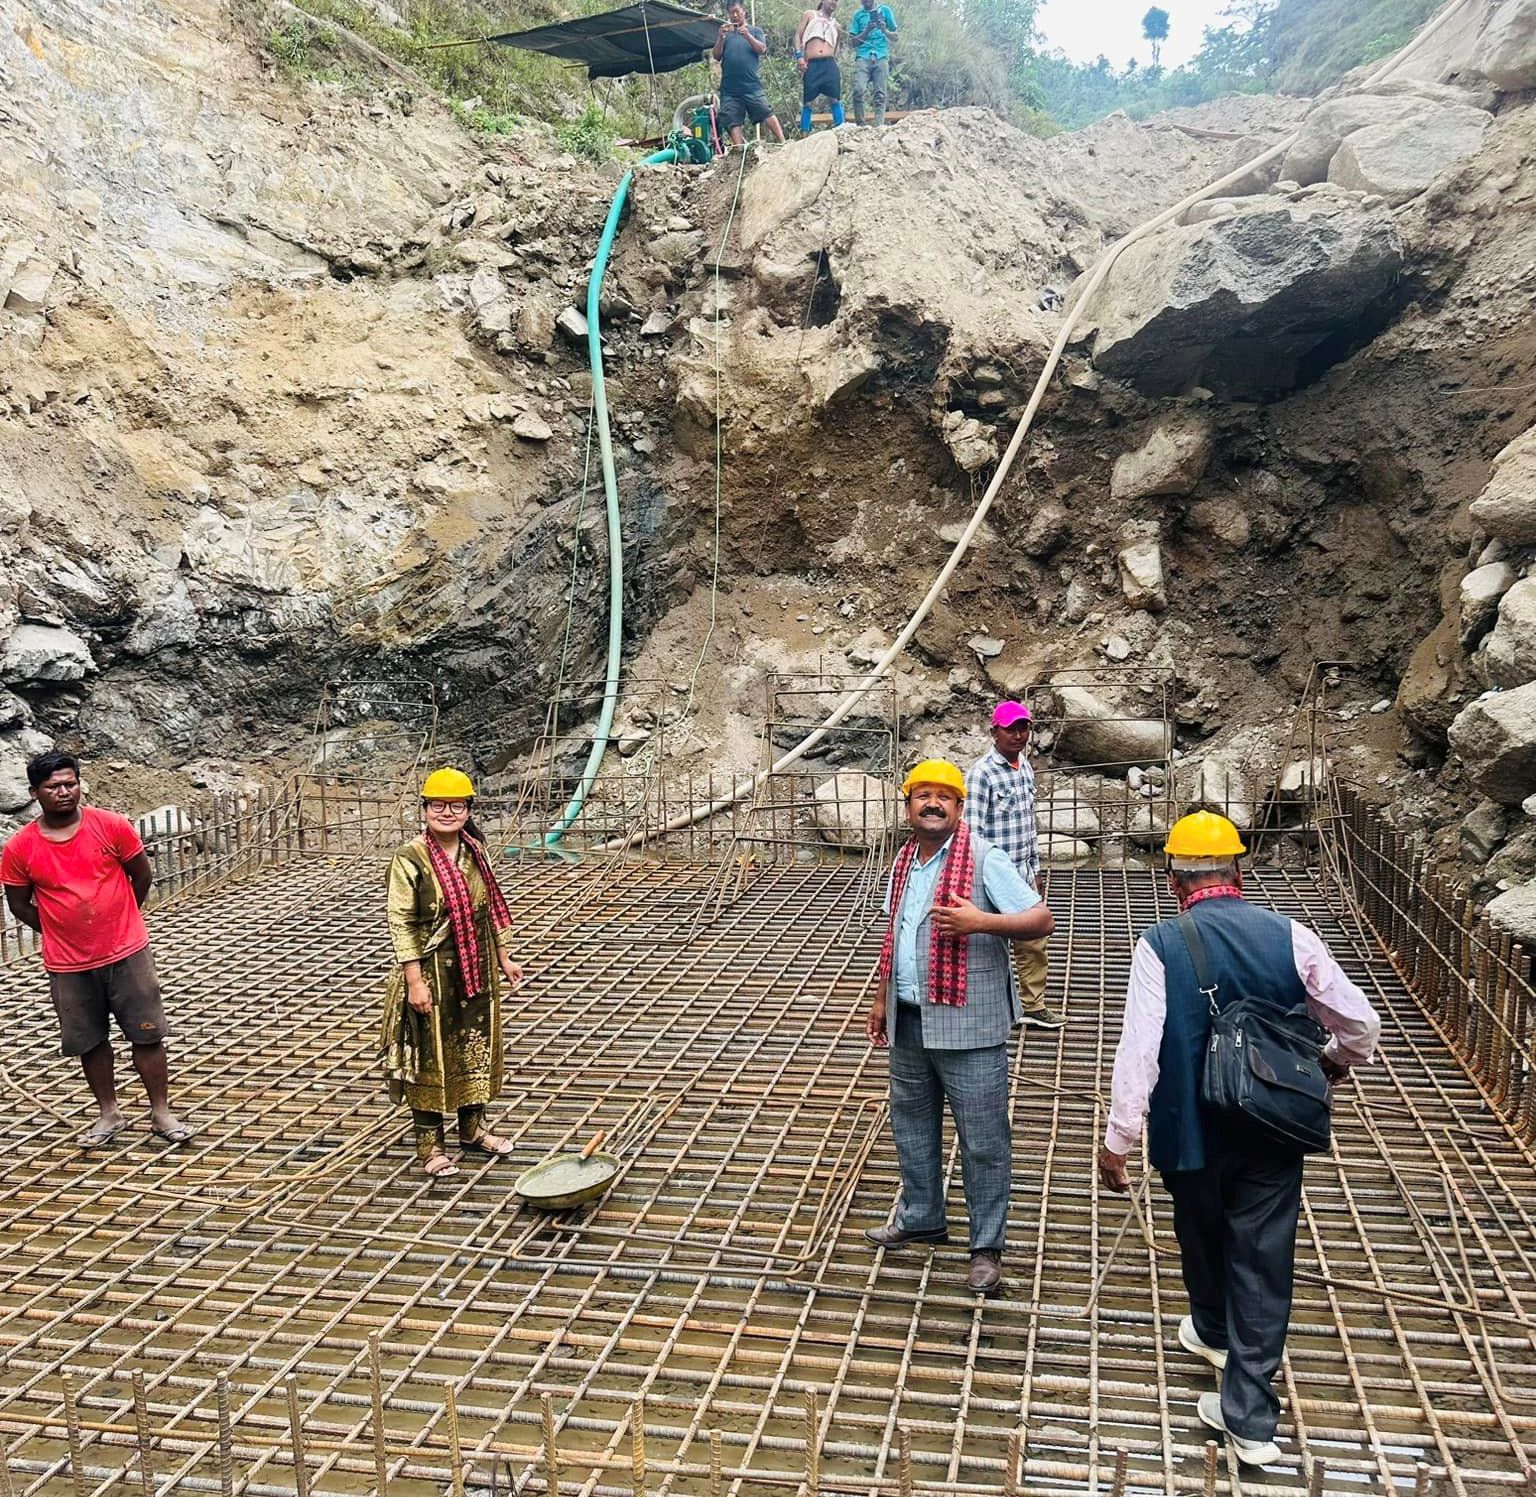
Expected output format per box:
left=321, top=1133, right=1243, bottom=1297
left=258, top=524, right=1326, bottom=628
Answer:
left=4, top=0, right=1536, bottom=920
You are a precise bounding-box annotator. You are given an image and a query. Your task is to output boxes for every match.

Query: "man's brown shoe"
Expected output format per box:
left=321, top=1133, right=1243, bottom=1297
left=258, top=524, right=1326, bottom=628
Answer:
left=864, top=1223, right=949, bottom=1248
left=967, top=1250, right=1003, bottom=1294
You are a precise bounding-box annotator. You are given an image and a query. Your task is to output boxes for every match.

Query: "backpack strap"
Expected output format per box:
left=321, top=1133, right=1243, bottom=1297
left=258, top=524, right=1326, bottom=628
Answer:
left=1174, top=912, right=1221, bottom=1017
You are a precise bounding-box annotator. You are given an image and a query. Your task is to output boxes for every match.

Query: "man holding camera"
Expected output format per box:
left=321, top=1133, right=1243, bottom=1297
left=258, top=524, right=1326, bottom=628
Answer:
left=712, top=2, right=786, bottom=145
left=850, top=0, right=898, bottom=126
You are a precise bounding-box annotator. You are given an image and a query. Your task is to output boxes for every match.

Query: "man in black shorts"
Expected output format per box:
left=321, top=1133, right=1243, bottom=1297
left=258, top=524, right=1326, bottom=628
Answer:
left=713, top=2, right=785, bottom=145
left=2, top=751, right=193, bottom=1148
left=795, top=0, right=844, bottom=132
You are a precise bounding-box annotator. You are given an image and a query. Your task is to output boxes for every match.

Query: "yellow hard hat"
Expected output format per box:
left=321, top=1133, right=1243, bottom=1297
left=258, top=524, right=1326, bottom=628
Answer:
left=421, top=767, right=475, bottom=800
left=901, top=759, right=966, bottom=799
left=1164, top=810, right=1246, bottom=859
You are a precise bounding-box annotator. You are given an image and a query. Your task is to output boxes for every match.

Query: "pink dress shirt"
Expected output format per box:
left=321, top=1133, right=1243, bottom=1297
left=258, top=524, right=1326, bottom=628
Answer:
left=1104, top=916, right=1382, bottom=1157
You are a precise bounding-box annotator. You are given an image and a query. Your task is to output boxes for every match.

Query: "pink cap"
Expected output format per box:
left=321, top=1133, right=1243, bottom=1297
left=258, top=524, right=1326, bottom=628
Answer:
left=992, top=701, right=1031, bottom=727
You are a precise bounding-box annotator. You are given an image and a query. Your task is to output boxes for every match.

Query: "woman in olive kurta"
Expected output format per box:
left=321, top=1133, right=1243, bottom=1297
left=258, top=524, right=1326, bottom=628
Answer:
left=381, top=770, right=524, bottom=1177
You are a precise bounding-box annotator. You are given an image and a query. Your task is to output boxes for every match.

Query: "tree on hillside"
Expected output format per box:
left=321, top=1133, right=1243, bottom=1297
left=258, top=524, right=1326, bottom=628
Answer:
left=1141, top=6, right=1170, bottom=67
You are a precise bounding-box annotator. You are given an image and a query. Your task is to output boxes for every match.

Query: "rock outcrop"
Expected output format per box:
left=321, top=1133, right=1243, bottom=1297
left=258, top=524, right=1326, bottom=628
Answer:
left=1084, top=192, right=1404, bottom=398
left=1469, top=428, right=1536, bottom=544
left=1449, top=685, right=1536, bottom=804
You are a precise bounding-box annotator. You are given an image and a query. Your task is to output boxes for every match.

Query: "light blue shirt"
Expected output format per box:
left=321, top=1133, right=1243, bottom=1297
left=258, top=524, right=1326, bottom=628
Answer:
left=884, top=836, right=1039, bottom=1005
left=851, top=3, right=896, bottom=58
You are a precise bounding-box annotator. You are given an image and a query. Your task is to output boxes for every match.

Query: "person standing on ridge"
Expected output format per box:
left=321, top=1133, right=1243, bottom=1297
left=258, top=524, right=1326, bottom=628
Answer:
left=965, top=701, right=1063, bottom=1029
left=1, top=750, right=193, bottom=1148
left=865, top=759, right=1055, bottom=1295
left=1099, top=811, right=1381, bottom=1469
left=850, top=0, right=897, bottom=126
left=794, top=0, right=844, bottom=132
left=713, top=2, right=786, bottom=146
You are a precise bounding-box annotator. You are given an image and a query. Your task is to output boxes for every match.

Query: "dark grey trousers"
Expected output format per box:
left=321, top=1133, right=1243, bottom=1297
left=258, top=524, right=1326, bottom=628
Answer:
left=1162, top=1135, right=1305, bottom=1441
left=888, top=1003, right=1011, bottom=1252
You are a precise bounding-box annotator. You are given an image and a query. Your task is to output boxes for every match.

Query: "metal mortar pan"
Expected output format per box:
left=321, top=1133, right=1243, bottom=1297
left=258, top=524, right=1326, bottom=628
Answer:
left=514, top=1130, right=622, bottom=1210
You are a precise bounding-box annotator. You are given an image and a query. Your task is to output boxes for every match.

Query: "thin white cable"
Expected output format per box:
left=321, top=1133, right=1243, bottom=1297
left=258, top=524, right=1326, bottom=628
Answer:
left=602, top=0, right=1482, bottom=853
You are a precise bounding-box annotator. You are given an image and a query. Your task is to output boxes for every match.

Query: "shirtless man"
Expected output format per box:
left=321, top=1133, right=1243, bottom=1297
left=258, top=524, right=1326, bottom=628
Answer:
left=793, top=0, right=845, bottom=132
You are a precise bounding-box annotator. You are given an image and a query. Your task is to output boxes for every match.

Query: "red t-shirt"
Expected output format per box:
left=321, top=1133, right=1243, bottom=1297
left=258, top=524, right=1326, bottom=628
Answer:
left=0, top=807, right=151, bottom=973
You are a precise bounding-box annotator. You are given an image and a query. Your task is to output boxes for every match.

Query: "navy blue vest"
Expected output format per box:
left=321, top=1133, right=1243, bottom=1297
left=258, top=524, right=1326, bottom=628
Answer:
left=1141, top=896, right=1308, bottom=1174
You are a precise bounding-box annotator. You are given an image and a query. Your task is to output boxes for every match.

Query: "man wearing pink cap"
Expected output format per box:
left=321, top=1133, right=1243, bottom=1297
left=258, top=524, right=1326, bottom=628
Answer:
left=964, top=702, right=1063, bottom=1028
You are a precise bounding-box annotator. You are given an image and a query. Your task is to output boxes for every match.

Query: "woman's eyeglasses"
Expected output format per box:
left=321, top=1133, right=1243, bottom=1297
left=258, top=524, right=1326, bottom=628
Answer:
left=425, top=800, right=470, bottom=815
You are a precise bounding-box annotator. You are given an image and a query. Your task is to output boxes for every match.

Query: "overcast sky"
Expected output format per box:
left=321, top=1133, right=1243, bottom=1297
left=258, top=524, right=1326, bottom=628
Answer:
left=1035, top=0, right=1236, bottom=69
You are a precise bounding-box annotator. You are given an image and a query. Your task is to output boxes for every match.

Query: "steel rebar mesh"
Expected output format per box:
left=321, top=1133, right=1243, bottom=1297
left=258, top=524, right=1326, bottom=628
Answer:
left=0, top=841, right=1533, bottom=1496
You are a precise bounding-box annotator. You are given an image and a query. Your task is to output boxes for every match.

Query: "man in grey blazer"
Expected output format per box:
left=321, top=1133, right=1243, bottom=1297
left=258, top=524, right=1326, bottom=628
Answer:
left=866, top=758, right=1055, bottom=1293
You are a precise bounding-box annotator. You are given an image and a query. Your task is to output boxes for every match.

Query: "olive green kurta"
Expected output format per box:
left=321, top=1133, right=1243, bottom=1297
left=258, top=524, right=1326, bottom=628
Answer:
left=380, top=838, right=510, bottom=1114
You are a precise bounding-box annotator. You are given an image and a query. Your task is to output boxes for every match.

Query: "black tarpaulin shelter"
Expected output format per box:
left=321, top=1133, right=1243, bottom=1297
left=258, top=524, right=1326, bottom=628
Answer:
left=488, top=1, right=720, bottom=78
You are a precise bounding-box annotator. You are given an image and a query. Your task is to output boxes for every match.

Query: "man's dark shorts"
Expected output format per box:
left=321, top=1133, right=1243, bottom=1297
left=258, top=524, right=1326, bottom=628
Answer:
left=802, top=56, right=842, bottom=102
left=49, top=946, right=167, bottom=1056
left=717, top=89, right=776, bottom=130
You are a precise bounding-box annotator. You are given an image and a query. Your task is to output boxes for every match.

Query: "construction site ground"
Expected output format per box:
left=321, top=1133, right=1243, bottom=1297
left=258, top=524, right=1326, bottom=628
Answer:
left=0, top=850, right=1534, bottom=1497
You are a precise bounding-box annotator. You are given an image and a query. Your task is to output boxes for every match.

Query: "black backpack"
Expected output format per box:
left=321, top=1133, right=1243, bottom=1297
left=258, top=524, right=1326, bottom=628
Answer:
left=1175, top=912, right=1333, bottom=1155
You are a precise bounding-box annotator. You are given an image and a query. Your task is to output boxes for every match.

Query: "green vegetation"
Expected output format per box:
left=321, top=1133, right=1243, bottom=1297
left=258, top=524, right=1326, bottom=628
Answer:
left=557, top=99, right=621, bottom=160
left=252, top=0, right=1447, bottom=148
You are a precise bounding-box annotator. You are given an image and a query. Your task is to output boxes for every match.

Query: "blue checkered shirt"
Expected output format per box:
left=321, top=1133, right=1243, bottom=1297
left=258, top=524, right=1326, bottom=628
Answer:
left=964, top=749, right=1039, bottom=889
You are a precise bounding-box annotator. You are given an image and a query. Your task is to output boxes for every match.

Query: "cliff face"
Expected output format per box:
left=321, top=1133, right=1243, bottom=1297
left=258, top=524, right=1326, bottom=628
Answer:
left=4, top=0, right=1536, bottom=895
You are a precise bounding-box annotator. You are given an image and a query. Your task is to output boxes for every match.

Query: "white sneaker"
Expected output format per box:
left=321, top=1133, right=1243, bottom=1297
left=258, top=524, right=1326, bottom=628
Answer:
left=1179, top=1316, right=1229, bottom=1371
left=1197, top=1392, right=1281, bottom=1468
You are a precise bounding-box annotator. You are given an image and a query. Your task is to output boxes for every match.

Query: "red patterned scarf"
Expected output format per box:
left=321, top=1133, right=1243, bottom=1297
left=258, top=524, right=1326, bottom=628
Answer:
left=424, top=832, right=513, bottom=997
left=1180, top=884, right=1243, bottom=911
left=877, top=820, right=976, bottom=1007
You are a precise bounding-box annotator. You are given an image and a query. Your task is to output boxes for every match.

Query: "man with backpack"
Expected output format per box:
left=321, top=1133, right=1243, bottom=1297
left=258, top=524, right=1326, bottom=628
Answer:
left=1098, top=811, right=1380, bottom=1468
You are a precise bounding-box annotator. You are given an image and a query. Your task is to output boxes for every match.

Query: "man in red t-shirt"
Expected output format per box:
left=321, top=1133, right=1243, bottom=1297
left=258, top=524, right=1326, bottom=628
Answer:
left=2, top=751, right=192, bottom=1148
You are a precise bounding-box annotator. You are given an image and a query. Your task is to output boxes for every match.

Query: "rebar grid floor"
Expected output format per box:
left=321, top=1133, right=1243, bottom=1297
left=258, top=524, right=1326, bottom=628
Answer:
left=0, top=860, right=1533, bottom=1497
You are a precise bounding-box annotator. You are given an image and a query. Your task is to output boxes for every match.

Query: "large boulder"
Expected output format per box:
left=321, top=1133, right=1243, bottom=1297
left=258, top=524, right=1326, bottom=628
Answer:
left=1469, top=428, right=1536, bottom=544
left=1281, top=94, right=1442, bottom=184
left=1118, top=531, right=1167, bottom=612
left=1461, top=799, right=1509, bottom=864
left=0, top=624, right=94, bottom=685
left=1408, top=0, right=1536, bottom=92
left=811, top=771, right=896, bottom=850
left=1460, top=561, right=1517, bottom=649
left=1052, top=684, right=1170, bottom=768
left=0, top=728, right=52, bottom=813
left=1399, top=613, right=1472, bottom=744
left=1487, top=882, right=1536, bottom=950
left=1449, top=683, right=1536, bottom=803
left=1110, top=416, right=1216, bottom=501
left=1086, top=197, right=1404, bottom=399
left=1480, top=579, right=1536, bottom=688
left=1328, top=105, right=1492, bottom=205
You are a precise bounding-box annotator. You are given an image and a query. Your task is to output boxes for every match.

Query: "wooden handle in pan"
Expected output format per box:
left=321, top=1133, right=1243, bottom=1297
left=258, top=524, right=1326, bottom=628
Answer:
left=580, top=1130, right=606, bottom=1159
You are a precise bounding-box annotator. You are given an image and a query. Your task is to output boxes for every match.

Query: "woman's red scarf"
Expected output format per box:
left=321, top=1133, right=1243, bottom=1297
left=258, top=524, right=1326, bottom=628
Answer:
left=424, top=832, right=512, bottom=996
left=877, top=821, right=976, bottom=1007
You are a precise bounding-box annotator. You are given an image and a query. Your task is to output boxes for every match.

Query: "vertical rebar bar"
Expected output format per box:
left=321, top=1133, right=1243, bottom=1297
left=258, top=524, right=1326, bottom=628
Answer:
left=630, top=1396, right=646, bottom=1493
left=62, top=1371, right=86, bottom=1497
left=369, top=1333, right=388, bottom=1497
left=286, top=1375, right=310, bottom=1497
left=1202, top=1441, right=1218, bottom=1497
left=133, top=1369, right=155, bottom=1497
left=542, top=1393, right=560, bottom=1497
left=898, top=1428, right=913, bottom=1497
left=1004, top=1428, right=1022, bottom=1497
left=1307, top=1454, right=1326, bottom=1497
left=803, top=1390, right=819, bottom=1497
left=709, top=1431, right=721, bottom=1497
left=1107, top=1447, right=1129, bottom=1497
left=216, top=1373, right=234, bottom=1497
left=445, top=1384, right=466, bottom=1497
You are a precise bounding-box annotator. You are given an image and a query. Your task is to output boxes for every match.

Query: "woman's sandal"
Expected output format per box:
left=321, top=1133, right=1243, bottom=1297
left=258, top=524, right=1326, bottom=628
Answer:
left=424, top=1151, right=460, bottom=1178
left=459, top=1130, right=515, bottom=1159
